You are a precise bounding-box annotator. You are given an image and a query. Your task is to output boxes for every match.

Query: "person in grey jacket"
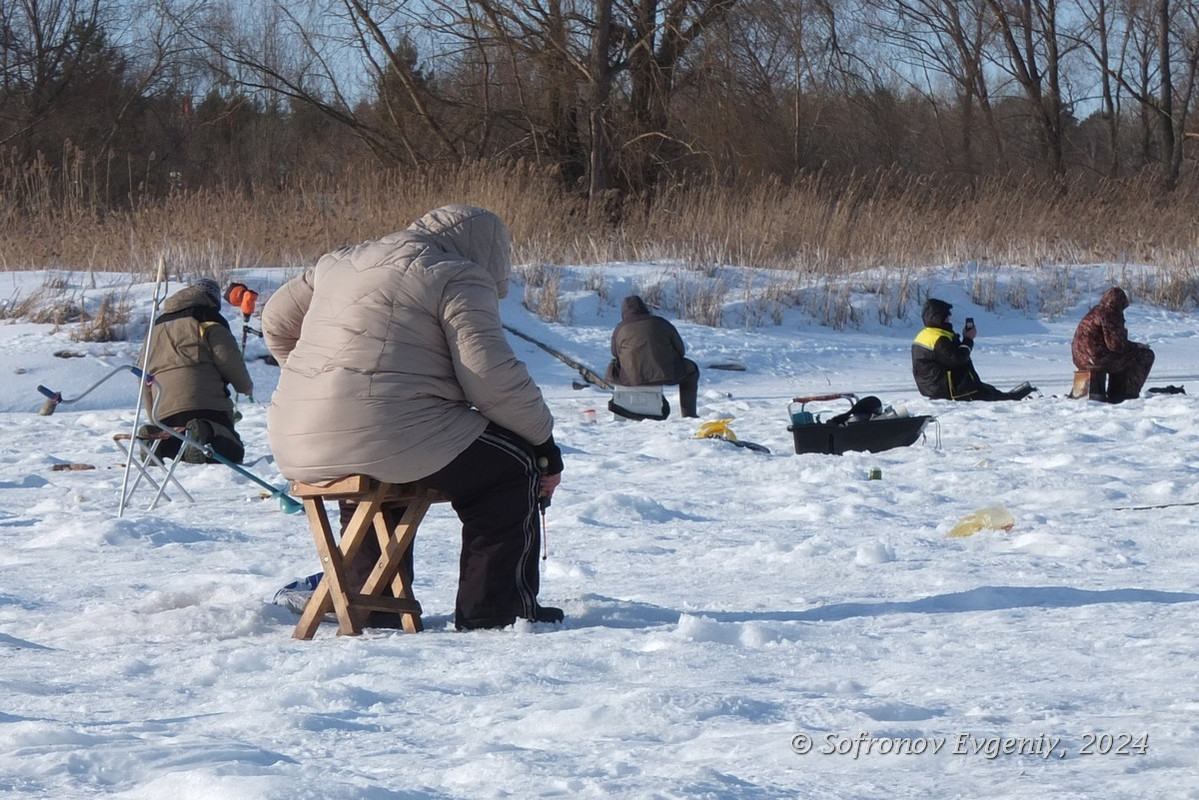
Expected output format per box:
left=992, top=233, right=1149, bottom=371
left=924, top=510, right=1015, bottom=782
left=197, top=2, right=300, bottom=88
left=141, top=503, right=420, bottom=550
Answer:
left=139, top=278, right=253, bottom=463
left=262, top=205, right=564, bottom=630
left=604, top=295, right=700, bottom=417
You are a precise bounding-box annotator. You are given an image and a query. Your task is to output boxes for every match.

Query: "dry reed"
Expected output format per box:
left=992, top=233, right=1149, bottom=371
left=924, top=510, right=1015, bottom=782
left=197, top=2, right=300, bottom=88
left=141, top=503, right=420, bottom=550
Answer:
left=6, top=155, right=1199, bottom=325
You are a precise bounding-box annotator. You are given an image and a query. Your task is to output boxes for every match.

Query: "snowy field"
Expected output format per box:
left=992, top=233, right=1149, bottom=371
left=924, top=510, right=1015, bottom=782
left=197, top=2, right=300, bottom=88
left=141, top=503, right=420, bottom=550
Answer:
left=1, top=263, right=1197, bottom=799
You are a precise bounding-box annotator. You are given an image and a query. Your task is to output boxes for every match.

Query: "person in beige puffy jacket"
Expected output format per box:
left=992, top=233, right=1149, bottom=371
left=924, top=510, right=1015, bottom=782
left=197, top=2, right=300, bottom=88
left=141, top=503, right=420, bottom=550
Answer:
left=262, top=205, right=564, bottom=630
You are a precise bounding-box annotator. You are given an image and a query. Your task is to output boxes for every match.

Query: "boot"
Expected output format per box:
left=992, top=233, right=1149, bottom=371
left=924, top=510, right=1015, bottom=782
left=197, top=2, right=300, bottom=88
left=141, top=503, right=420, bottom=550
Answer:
left=679, top=386, right=699, bottom=418
left=207, top=420, right=245, bottom=464
left=679, top=363, right=700, bottom=418
left=182, top=419, right=214, bottom=463
left=455, top=604, right=565, bottom=630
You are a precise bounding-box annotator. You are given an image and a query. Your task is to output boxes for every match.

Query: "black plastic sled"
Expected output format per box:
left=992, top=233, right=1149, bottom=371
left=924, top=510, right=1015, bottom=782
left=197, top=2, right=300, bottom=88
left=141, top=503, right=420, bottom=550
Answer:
left=787, top=393, right=931, bottom=456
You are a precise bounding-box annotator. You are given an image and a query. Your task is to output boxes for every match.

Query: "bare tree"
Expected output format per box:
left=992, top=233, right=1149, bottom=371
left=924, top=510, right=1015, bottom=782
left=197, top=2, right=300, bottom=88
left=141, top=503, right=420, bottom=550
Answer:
left=179, top=0, right=461, bottom=166
left=430, top=0, right=744, bottom=196
left=867, top=0, right=1006, bottom=176
left=746, top=0, right=876, bottom=172
left=983, top=0, right=1079, bottom=180
left=588, top=0, right=615, bottom=199
left=1, top=0, right=108, bottom=152
left=1149, top=0, right=1199, bottom=189
left=433, top=0, right=593, bottom=180
left=1085, top=0, right=1199, bottom=188
left=1074, top=0, right=1124, bottom=175
left=0, top=0, right=199, bottom=204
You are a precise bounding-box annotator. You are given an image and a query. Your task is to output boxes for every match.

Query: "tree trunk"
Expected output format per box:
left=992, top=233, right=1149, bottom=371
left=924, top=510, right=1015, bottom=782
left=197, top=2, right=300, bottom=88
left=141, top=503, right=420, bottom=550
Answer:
left=587, top=0, right=615, bottom=204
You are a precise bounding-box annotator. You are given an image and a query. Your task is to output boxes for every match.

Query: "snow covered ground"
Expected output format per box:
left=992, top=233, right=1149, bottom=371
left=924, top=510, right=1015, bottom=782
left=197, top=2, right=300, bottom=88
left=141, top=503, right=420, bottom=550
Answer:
left=1, top=263, right=1197, bottom=799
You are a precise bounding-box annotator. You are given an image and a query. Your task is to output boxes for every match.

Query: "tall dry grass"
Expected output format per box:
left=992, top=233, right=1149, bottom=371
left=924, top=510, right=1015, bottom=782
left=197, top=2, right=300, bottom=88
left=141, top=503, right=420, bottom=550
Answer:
left=4, top=153, right=1199, bottom=319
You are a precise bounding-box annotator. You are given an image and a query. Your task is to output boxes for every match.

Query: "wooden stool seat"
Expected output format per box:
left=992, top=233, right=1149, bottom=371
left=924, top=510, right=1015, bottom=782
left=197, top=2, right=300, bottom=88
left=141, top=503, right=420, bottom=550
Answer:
left=289, top=475, right=449, bottom=639
left=1072, top=369, right=1107, bottom=400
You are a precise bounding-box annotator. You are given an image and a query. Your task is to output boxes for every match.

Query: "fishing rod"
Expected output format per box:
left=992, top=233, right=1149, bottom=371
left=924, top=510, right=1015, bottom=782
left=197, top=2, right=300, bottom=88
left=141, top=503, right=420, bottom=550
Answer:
left=502, top=324, right=612, bottom=390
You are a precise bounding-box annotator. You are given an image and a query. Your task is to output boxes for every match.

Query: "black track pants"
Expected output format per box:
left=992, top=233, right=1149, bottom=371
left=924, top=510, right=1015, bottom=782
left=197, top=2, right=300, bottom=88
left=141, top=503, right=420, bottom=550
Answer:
left=418, top=426, right=543, bottom=627
left=336, top=427, right=543, bottom=628
left=419, top=426, right=542, bottom=627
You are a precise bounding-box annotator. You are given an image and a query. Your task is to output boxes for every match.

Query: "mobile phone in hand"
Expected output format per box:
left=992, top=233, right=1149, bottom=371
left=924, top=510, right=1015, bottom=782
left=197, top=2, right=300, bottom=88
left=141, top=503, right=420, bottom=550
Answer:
left=964, top=317, right=976, bottom=331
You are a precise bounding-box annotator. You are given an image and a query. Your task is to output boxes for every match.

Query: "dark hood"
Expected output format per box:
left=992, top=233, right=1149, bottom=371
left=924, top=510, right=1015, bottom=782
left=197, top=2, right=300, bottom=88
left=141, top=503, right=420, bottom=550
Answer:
left=163, top=284, right=220, bottom=315
left=621, top=295, right=651, bottom=321
left=1098, top=287, right=1129, bottom=311
left=921, top=298, right=953, bottom=327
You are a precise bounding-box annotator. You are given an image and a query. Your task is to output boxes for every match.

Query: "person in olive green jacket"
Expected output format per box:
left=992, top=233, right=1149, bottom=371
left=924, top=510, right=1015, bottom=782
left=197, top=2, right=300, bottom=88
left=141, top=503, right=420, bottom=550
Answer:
left=139, top=278, right=254, bottom=463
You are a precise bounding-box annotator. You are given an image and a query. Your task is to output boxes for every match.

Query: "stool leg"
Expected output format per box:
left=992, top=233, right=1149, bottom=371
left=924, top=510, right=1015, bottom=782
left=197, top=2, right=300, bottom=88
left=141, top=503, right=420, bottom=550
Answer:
left=359, top=496, right=432, bottom=633
left=292, top=482, right=433, bottom=639
left=1071, top=372, right=1090, bottom=399
left=294, top=497, right=380, bottom=638
left=294, top=499, right=338, bottom=639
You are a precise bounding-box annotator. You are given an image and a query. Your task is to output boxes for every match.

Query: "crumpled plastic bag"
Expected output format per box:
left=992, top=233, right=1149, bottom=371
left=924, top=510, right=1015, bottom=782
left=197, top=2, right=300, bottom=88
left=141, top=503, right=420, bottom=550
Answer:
left=948, top=505, right=1015, bottom=537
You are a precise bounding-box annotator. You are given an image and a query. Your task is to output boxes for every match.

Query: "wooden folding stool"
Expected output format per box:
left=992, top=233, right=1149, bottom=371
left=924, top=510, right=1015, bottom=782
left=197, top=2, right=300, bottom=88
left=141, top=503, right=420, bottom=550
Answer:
left=289, top=475, right=449, bottom=639
left=1071, top=369, right=1107, bottom=400
left=114, top=427, right=194, bottom=512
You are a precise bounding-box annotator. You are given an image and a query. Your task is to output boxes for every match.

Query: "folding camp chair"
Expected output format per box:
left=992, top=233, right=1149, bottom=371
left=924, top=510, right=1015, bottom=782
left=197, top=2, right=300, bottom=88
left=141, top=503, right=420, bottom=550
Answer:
left=114, top=426, right=194, bottom=512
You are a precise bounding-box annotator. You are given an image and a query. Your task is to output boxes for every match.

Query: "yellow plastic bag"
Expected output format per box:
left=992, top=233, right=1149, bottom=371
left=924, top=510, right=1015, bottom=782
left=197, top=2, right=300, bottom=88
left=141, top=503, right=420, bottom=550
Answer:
left=696, top=419, right=737, bottom=441
left=948, top=505, right=1015, bottom=537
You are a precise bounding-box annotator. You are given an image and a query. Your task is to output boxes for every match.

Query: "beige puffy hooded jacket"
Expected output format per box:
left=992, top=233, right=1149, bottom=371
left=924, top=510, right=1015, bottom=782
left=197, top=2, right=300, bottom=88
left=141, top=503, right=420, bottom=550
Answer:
left=262, top=205, right=554, bottom=483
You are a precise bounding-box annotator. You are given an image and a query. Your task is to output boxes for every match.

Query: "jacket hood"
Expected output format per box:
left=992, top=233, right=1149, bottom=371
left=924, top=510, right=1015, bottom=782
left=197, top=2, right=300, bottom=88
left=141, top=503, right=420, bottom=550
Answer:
left=921, top=298, right=953, bottom=327
left=621, top=295, right=650, bottom=320
left=407, top=204, right=512, bottom=298
left=1099, top=287, right=1129, bottom=311
left=162, top=284, right=220, bottom=315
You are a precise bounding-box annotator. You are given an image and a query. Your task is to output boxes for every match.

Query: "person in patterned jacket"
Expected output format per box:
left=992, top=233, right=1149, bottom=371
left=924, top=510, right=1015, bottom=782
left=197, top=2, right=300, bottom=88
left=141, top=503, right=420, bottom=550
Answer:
left=1072, top=287, right=1155, bottom=402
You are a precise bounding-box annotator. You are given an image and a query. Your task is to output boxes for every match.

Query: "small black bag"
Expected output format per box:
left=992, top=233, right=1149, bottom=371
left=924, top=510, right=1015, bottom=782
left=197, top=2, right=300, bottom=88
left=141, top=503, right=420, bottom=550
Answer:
left=826, top=395, right=884, bottom=426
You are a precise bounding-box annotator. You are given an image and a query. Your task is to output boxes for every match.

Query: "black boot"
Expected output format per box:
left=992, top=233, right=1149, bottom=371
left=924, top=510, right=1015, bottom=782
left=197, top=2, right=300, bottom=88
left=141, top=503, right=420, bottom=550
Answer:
left=532, top=605, right=564, bottom=623
left=182, top=419, right=214, bottom=463
left=455, top=604, right=564, bottom=630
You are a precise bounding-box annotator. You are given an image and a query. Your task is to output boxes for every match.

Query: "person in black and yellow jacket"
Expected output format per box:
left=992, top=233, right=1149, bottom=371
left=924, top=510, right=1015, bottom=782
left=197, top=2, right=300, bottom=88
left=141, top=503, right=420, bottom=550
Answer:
left=911, top=298, right=1033, bottom=402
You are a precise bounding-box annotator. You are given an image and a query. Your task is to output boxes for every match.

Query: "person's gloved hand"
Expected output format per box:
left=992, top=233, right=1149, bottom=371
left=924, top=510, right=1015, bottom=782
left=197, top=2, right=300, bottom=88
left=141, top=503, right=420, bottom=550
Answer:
left=533, top=435, right=563, bottom=507
left=533, top=435, right=563, bottom=475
